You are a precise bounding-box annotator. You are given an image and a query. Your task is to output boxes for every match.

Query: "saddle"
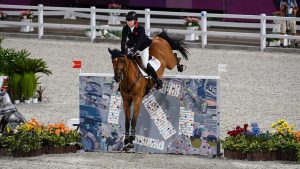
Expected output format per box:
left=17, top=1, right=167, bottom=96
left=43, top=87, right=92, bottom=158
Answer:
left=132, top=53, right=161, bottom=77
left=131, top=54, right=161, bottom=96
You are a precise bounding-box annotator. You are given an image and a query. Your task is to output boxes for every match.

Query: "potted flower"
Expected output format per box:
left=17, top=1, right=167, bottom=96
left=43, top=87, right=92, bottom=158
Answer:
left=108, top=3, right=121, bottom=24
left=44, top=122, right=81, bottom=154
left=184, top=16, right=200, bottom=28
left=271, top=119, right=298, bottom=161
left=9, top=119, right=45, bottom=157
left=245, top=132, right=272, bottom=161
left=222, top=134, right=248, bottom=160
left=20, top=10, right=34, bottom=20
left=20, top=10, right=34, bottom=32
left=184, top=16, right=200, bottom=41
left=222, top=124, right=250, bottom=160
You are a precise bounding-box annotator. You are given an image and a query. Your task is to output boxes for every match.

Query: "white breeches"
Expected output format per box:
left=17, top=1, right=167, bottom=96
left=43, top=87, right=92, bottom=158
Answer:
left=138, top=47, right=149, bottom=68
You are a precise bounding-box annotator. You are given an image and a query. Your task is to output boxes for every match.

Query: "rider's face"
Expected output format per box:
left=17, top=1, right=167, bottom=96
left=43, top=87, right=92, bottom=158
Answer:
left=126, top=20, right=135, bottom=28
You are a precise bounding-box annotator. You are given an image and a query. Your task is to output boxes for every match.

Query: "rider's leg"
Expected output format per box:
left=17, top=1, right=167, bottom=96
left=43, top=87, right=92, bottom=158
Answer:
left=140, top=47, right=150, bottom=68
left=141, top=47, right=163, bottom=90
left=146, top=63, right=162, bottom=90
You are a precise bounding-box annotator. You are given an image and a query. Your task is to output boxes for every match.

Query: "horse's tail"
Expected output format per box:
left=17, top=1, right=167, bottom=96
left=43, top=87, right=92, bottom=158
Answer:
left=155, top=30, right=189, bottom=60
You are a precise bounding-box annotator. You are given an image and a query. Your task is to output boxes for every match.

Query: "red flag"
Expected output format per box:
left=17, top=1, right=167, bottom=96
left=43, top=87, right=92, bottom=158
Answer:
left=72, top=60, right=81, bottom=68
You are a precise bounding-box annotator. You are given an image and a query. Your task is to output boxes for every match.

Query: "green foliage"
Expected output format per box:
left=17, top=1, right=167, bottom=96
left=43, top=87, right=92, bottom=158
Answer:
left=44, top=132, right=67, bottom=147
left=109, top=30, right=122, bottom=38
left=0, top=48, right=30, bottom=75
left=222, top=134, right=250, bottom=152
left=0, top=47, right=51, bottom=100
left=0, top=135, right=15, bottom=154
left=14, top=58, right=52, bottom=76
left=42, top=131, right=81, bottom=148
left=20, top=73, right=36, bottom=100
left=13, top=131, right=43, bottom=153
left=9, top=73, right=22, bottom=100
left=64, top=130, right=81, bottom=145
left=273, top=133, right=299, bottom=152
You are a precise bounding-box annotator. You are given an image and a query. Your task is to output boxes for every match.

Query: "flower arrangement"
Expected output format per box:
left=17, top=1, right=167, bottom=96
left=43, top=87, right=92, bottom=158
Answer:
left=184, top=16, right=200, bottom=28
left=222, top=120, right=300, bottom=161
left=0, top=118, right=81, bottom=157
left=108, top=3, right=121, bottom=9
left=20, top=10, right=34, bottom=20
left=295, top=131, right=300, bottom=142
left=271, top=119, right=295, bottom=135
left=273, top=11, right=281, bottom=16
left=0, top=11, right=7, bottom=20
left=47, top=123, right=70, bottom=136
left=227, top=124, right=250, bottom=137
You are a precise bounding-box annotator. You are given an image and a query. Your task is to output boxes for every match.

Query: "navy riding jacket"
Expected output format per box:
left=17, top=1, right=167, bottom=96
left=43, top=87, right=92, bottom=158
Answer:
left=121, top=22, right=152, bottom=54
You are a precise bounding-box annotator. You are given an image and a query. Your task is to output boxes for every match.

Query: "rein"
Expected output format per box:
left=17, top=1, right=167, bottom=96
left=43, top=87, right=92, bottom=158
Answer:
left=121, top=56, right=142, bottom=92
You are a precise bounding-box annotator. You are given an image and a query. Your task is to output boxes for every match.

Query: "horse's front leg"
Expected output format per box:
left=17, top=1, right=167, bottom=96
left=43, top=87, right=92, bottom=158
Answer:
left=130, top=95, right=143, bottom=144
left=123, top=97, right=132, bottom=147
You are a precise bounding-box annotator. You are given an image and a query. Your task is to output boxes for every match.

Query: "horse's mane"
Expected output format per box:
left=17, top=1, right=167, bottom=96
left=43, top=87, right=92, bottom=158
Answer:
left=110, top=49, right=123, bottom=59
left=154, top=30, right=189, bottom=60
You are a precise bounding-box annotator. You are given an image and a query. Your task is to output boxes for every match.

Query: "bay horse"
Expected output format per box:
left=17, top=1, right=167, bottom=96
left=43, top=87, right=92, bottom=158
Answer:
left=108, top=30, right=189, bottom=150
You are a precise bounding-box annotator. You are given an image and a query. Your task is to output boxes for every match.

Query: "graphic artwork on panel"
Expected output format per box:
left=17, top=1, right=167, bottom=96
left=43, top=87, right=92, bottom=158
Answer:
left=79, top=74, right=219, bottom=156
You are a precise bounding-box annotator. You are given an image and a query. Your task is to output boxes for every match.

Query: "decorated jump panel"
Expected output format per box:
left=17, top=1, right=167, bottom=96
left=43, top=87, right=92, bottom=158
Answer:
left=79, top=73, right=220, bottom=156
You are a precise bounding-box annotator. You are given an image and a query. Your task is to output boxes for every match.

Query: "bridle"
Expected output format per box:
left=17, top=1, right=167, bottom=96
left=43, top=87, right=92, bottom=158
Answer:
left=112, top=56, right=127, bottom=82
left=112, top=55, right=143, bottom=92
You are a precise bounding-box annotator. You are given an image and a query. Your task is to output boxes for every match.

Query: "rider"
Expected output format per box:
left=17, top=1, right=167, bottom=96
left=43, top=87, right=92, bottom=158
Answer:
left=121, top=11, right=162, bottom=90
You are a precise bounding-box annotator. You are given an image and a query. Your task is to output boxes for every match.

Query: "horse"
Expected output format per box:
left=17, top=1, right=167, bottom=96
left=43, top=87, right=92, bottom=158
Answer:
left=108, top=30, right=189, bottom=150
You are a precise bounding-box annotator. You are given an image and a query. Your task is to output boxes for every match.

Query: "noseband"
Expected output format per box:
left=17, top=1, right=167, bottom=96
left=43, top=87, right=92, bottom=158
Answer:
left=113, top=56, right=127, bottom=81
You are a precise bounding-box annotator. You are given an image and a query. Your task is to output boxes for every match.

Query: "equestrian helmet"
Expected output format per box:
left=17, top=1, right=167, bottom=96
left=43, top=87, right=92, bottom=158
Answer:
left=126, top=11, right=138, bottom=21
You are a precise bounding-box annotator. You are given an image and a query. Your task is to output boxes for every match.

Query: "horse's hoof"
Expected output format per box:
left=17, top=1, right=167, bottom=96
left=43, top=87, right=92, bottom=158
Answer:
left=121, top=143, right=134, bottom=152
left=124, top=143, right=134, bottom=149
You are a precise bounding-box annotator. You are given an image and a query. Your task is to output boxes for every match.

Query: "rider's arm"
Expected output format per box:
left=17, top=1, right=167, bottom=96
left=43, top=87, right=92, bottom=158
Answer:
left=121, top=26, right=128, bottom=54
left=131, top=26, right=146, bottom=54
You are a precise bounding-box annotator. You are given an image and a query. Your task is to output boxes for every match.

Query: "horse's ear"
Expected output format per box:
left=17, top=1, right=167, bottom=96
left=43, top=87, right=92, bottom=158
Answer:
left=108, top=48, right=112, bottom=55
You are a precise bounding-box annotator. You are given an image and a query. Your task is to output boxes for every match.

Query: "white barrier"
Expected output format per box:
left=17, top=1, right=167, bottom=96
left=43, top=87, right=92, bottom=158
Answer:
left=0, top=4, right=300, bottom=51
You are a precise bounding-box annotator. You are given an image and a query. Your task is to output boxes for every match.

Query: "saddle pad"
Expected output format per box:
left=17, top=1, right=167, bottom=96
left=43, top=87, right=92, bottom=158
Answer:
left=137, top=56, right=161, bottom=78
left=149, top=57, right=161, bottom=71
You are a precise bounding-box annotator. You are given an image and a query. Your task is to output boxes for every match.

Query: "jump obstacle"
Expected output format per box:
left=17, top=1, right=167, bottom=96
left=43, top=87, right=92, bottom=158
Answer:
left=79, top=73, right=220, bottom=156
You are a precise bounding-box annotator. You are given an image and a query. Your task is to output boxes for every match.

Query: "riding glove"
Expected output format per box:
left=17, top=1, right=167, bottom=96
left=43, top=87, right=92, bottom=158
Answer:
left=127, top=51, right=135, bottom=59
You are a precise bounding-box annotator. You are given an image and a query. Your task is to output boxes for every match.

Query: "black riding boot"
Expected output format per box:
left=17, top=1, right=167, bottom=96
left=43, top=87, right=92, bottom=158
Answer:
left=146, top=64, right=163, bottom=90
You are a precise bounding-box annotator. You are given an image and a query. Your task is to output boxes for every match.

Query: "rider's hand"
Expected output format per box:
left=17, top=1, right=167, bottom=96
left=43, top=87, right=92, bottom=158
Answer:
left=127, top=51, right=135, bottom=59
left=121, top=50, right=127, bottom=56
